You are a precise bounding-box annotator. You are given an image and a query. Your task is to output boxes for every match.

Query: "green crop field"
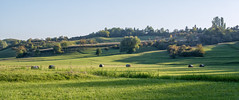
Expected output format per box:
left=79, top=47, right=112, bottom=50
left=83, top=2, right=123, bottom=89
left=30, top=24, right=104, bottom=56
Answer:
left=0, top=42, right=239, bottom=99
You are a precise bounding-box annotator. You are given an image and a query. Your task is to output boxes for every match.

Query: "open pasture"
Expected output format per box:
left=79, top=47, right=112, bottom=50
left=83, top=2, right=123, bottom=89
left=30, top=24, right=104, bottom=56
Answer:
left=0, top=42, right=239, bottom=99
left=0, top=42, right=239, bottom=77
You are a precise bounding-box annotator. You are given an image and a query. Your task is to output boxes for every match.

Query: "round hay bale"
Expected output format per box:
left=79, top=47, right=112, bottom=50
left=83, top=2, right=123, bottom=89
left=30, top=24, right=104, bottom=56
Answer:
left=31, top=66, right=39, bottom=69
left=199, top=64, right=205, bottom=67
left=188, top=64, right=193, bottom=68
left=126, top=64, right=131, bottom=67
left=99, top=64, right=104, bottom=67
left=49, top=65, right=55, bottom=69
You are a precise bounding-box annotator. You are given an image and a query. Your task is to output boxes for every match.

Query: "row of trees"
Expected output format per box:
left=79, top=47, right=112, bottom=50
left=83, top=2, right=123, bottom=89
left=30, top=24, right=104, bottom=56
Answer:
left=70, top=27, right=171, bottom=40
left=70, top=17, right=239, bottom=46
left=118, top=36, right=205, bottom=59
left=199, top=17, right=239, bottom=45
left=94, top=36, right=140, bottom=56
left=10, top=16, right=239, bottom=58
left=16, top=40, right=74, bottom=57
left=14, top=37, right=99, bottom=57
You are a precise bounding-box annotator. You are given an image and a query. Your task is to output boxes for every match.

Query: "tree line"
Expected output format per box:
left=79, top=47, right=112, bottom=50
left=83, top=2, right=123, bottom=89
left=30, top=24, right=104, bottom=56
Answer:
left=70, top=16, right=239, bottom=47
left=1, top=16, right=238, bottom=58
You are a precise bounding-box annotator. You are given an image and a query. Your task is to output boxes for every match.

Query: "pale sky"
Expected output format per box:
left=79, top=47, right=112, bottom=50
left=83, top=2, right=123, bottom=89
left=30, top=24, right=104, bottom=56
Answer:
left=0, top=0, right=239, bottom=40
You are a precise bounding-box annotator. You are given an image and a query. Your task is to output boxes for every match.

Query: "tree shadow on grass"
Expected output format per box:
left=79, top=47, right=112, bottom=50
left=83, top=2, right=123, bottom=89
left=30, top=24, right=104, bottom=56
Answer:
left=115, top=50, right=187, bottom=65
left=115, top=42, right=239, bottom=67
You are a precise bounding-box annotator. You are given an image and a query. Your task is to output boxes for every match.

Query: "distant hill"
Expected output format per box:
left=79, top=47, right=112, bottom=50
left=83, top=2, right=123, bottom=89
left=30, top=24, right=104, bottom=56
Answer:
left=0, top=48, right=16, bottom=58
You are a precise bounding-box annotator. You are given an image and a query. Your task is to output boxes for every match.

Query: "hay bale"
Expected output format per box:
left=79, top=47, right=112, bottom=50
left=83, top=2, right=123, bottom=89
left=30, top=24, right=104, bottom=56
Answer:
left=188, top=64, right=193, bottom=68
left=199, top=64, right=205, bottom=67
left=31, top=66, right=39, bottom=69
left=49, top=65, right=55, bottom=69
left=99, top=64, right=104, bottom=67
left=126, top=64, right=131, bottom=67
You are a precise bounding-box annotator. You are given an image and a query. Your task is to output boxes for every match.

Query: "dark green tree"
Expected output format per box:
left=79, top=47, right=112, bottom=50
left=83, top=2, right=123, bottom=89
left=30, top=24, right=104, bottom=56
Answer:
left=16, top=46, right=27, bottom=58
left=120, top=36, right=141, bottom=54
left=53, top=43, right=64, bottom=54
left=96, top=48, right=102, bottom=56
left=45, top=37, right=51, bottom=41
left=212, top=16, right=226, bottom=29
left=27, top=38, right=32, bottom=44
left=98, top=30, right=110, bottom=37
left=145, top=26, right=154, bottom=34
left=35, top=48, right=40, bottom=56
left=185, top=26, right=189, bottom=32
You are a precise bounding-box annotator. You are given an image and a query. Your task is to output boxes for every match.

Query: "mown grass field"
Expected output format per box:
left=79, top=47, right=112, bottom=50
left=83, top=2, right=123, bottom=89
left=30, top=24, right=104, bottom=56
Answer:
left=0, top=42, right=239, bottom=99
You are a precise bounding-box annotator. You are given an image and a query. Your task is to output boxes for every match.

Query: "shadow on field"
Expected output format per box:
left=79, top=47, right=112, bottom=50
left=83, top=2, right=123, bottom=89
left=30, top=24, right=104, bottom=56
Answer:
left=115, top=42, right=239, bottom=67
left=115, top=50, right=191, bottom=65
left=14, top=55, right=96, bottom=62
left=17, top=78, right=239, bottom=99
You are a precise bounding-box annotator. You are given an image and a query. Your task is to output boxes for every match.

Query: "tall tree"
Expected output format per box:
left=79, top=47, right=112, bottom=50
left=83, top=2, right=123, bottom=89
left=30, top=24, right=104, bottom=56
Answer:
left=145, top=26, right=154, bottom=34
left=35, top=48, right=41, bottom=56
left=185, top=26, right=189, bottom=32
left=212, top=16, right=226, bottom=29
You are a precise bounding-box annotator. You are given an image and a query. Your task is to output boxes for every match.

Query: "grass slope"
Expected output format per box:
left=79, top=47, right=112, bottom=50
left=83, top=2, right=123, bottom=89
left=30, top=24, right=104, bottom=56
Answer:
left=0, top=48, right=16, bottom=58
left=0, top=78, right=238, bottom=100
left=0, top=42, right=239, bottom=99
left=1, top=42, right=238, bottom=76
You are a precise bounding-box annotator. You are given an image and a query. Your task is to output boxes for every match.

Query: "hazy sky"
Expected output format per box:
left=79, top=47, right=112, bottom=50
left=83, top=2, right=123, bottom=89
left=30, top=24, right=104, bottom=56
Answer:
left=0, top=0, right=239, bottom=40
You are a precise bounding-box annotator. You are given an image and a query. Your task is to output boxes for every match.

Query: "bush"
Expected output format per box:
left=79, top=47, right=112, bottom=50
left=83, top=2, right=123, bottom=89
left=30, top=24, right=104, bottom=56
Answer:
left=53, top=43, right=64, bottom=54
left=154, top=40, right=169, bottom=50
left=120, top=36, right=141, bottom=54
left=96, top=48, right=102, bottom=56
left=195, top=44, right=205, bottom=57
left=167, top=44, right=205, bottom=58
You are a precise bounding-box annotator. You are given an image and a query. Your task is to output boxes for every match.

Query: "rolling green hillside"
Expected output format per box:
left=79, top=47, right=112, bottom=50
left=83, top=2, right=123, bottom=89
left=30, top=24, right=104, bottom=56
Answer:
left=0, top=42, right=238, bottom=99
left=0, top=42, right=239, bottom=77
left=0, top=48, right=16, bottom=58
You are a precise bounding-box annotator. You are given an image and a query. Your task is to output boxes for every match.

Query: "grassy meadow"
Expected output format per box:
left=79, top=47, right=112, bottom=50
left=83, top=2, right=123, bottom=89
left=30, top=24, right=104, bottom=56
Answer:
left=0, top=42, right=239, bottom=99
left=0, top=78, right=238, bottom=100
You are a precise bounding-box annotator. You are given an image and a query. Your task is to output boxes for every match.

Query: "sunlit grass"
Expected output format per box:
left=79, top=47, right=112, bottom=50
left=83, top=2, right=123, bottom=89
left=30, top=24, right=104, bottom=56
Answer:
left=0, top=78, right=238, bottom=99
left=0, top=42, right=239, bottom=99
